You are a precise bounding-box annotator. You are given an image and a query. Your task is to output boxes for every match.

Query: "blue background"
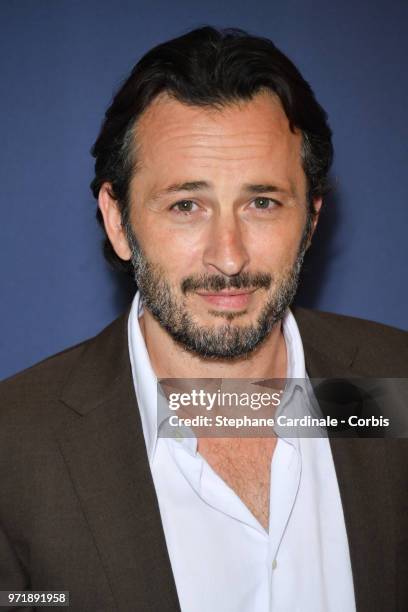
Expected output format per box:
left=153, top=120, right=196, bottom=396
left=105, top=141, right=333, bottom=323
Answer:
left=1, top=0, right=407, bottom=380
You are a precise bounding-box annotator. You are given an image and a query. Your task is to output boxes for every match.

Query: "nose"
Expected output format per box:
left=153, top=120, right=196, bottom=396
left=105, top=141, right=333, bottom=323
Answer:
left=202, top=211, right=250, bottom=276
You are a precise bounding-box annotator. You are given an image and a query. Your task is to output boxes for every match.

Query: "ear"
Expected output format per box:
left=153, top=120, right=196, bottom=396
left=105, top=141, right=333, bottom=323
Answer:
left=306, top=196, right=323, bottom=249
left=98, top=183, right=132, bottom=261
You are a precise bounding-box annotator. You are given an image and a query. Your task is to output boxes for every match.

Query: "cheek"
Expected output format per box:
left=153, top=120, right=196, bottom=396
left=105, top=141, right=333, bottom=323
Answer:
left=247, top=217, right=306, bottom=268
left=138, top=219, right=205, bottom=277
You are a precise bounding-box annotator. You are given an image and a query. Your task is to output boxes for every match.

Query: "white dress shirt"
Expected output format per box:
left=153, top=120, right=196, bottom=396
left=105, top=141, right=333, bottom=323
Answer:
left=128, top=291, right=356, bottom=612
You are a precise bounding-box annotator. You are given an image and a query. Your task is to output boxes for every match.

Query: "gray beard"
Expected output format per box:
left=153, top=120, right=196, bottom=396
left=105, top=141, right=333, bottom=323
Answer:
left=124, top=220, right=310, bottom=359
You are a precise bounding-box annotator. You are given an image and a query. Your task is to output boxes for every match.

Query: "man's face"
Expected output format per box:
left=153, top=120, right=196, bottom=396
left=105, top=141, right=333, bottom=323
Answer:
left=124, top=90, right=317, bottom=358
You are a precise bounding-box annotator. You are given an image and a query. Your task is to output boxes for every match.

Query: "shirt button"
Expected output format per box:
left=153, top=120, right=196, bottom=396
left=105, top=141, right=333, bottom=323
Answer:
left=272, top=559, right=278, bottom=570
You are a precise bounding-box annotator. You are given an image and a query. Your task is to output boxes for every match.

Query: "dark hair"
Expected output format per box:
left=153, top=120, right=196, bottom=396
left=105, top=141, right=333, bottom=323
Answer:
left=90, top=26, right=333, bottom=274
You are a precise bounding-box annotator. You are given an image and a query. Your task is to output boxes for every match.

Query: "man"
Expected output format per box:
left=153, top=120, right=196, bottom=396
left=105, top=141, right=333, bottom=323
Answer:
left=0, top=26, right=407, bottom=612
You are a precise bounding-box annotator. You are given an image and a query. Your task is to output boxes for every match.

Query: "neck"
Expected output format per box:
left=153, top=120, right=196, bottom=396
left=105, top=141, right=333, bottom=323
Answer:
left=139, top=309, right=287, bottom=380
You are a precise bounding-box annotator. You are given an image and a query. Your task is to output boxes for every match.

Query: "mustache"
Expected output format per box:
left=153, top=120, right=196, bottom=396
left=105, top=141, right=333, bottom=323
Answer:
left=181, top=272, right=272, bottom=294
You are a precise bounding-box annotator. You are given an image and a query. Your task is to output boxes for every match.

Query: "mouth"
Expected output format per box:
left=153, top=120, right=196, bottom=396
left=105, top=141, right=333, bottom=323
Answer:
left=195, top=288, right=258, bottom=309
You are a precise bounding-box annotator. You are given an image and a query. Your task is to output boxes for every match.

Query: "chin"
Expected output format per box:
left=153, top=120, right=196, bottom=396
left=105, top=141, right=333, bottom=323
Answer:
left=207, top=311, right=250, bottom=324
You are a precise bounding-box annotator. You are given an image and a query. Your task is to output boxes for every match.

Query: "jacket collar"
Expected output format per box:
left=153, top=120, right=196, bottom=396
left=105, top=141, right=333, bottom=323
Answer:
left=59, top=304, right=358, bottom=414
left=292, top=305, right=359, bottom=377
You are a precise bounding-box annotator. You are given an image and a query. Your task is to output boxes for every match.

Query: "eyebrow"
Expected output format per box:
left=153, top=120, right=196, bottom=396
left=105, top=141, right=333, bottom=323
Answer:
left=149, top=180, right=295, bottom=201
left=243, top=183, right=295, bottom=196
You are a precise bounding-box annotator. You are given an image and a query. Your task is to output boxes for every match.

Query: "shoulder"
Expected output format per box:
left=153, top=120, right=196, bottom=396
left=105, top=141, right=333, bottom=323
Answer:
left=0, top=339, right=88, bottom=409
left=292, top=306, right=408, bottom=376
left=0, top=310, right=128, bottom=425
left=0, top=310, right=131, bottom=519
left=293, top=306, right=407, bottom=344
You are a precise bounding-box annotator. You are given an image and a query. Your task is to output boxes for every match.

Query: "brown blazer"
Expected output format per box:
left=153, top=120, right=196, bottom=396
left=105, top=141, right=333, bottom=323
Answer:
left=0, top=306, right=407, bottom=612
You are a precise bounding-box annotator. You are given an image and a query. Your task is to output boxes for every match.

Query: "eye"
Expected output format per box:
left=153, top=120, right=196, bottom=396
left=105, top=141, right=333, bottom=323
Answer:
left=250, top=197, right=281, bottom=210
left=170, top=200, right=199, bottom=214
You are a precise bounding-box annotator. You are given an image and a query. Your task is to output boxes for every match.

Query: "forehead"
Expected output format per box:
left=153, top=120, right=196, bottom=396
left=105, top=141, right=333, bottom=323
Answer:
left=132, top=90, right=305, bottom=193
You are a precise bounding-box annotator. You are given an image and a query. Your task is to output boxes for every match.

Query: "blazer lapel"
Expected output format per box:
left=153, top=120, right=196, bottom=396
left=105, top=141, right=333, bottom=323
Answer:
left=56, top=310, right=180, bottom=611
left=295, top=307, right=397, bottom=612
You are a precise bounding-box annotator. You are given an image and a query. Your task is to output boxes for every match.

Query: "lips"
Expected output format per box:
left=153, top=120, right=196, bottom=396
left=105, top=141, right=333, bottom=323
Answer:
left=196, top=289, right=257, bottom=309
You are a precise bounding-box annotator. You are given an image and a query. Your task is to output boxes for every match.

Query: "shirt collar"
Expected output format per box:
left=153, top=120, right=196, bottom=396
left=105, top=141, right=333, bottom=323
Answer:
left=128, top=290, right=308, bottom=462
left=281, top=307, right=306, bottom=379
left=127, top=291, right=159, bottom=462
